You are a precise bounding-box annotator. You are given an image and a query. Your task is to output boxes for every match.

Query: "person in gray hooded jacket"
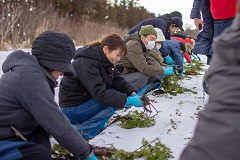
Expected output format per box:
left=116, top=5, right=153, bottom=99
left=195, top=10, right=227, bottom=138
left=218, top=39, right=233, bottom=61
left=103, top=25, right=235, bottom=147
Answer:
left=0, top=31, right=97, bottom=160
left=180, top=5, right=240, bottom=160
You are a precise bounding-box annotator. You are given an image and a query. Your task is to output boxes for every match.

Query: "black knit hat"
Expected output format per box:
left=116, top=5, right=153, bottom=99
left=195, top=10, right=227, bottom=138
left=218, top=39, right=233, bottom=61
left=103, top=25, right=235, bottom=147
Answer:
left=32, top=31, right=76, bottom=76
left=178, top=42, right=186, bottom=53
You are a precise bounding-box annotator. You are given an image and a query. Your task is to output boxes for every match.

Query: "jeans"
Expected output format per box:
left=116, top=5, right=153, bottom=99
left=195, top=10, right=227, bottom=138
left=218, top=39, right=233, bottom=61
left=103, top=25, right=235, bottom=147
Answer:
left=0, top=140, right=51, bottom=160
left=61, top=98, right=115, bottom=140
left=214, top=18, right=233, bottom=37
left=137, top=81, right=161, bottom=96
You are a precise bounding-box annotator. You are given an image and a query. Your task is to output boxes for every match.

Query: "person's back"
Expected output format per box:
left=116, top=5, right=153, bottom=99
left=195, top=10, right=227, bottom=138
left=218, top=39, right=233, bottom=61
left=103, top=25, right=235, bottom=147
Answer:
left=158, top=11, right=183, bottom=20
left=127, top=18, right=168, bottom=37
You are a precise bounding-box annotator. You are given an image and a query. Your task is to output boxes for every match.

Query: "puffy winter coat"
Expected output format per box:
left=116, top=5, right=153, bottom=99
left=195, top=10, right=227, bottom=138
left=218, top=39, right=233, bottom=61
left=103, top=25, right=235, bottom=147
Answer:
left=59, top=45, right=137, bottom=108
left=163, top=40, right=183, bottom=73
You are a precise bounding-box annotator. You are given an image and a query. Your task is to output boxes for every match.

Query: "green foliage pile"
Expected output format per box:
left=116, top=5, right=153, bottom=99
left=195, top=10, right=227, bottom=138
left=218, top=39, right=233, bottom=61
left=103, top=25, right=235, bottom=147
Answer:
left=102, top=138, right=174, bottom=160
left=118, top=110, right=156, bottom=129
left=52, top=144, right=75, bottom=160
left=160, top=75, right=197, bottom=96
left=52, top=138, right=173, bottom=160
left=184, top=59, right=205, bottom=75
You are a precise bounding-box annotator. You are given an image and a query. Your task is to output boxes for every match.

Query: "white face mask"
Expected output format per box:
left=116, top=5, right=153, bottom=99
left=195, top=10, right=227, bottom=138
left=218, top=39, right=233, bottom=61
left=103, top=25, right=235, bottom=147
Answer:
left=145, top=38, right=156, bottom=50
left=156, top=44, right=161, bottom=50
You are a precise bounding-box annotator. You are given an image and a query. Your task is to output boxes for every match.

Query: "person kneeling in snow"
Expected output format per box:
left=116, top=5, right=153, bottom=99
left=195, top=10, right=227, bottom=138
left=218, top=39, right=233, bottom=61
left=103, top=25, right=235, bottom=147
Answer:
left=116, top=25, right=174, bottom=96
left=0, top=31, right=97, bottom=160
left=59, top=33, right=143, bottom=140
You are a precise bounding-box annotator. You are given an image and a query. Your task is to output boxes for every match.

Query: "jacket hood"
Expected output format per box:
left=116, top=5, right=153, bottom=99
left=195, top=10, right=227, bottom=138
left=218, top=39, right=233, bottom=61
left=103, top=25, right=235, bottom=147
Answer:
left=124, top=32, right=141, bottom=43
left=2, top=50, right=39, bottom=73
left=74, top=45, right=113, bottom=67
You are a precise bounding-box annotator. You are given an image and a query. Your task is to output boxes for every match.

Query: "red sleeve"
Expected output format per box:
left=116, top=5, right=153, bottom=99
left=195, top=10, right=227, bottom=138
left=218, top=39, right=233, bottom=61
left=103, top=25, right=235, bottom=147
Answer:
left=183, top=53, right=192, bottom=63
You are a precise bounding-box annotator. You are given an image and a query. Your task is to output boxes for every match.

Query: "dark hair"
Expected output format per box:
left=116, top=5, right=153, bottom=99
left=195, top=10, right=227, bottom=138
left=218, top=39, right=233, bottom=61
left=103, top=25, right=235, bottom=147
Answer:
left=89, top=33, right=127, bottom=56
left=178, top=42, right=186, bottom=53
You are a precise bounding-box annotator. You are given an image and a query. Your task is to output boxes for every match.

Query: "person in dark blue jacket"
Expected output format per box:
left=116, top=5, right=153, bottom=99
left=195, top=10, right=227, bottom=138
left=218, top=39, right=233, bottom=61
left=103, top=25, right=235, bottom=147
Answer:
left=190, top=0, right=214, bottom=64
left=164, top=40, right=184, bottom=76
left=127, top=17, right=184, bottom=65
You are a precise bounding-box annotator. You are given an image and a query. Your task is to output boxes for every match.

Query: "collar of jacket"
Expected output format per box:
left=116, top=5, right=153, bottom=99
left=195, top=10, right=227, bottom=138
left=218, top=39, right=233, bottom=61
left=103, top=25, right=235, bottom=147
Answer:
left=95, top=45, right=115, bottom=79
left=40, top=66, right=58, bottom=93
left=93, top=45, right=114, bottom=68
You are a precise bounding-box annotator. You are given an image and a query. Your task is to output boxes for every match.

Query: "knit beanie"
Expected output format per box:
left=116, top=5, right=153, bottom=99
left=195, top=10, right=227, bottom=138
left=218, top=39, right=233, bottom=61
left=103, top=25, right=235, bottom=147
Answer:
left=32, top=31, right=76, bottom=76
left=155, top=28, right=165, bottom=42
left=139, top=25, right=157, bottom=37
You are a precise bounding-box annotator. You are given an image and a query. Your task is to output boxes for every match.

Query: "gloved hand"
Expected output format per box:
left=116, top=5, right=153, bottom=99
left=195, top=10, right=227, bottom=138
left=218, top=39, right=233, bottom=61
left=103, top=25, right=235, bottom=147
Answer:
left=125, top=95, right=143, bottom=107
left=132, top=93, right=138, bottom=97
left=165, top=56, right=173, bottom=65
left=179, top=73, right=184, bottom=80
left=164, top=66, right=174, bottom=75
left=86, top=152, right=98, bottom=160
left=179, top=73, right=184, bottom=77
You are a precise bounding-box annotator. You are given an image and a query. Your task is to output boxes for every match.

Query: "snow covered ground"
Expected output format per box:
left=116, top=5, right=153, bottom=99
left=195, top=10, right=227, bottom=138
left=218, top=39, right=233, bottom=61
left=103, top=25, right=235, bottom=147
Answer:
left=0, top=49, right=209, bottom=160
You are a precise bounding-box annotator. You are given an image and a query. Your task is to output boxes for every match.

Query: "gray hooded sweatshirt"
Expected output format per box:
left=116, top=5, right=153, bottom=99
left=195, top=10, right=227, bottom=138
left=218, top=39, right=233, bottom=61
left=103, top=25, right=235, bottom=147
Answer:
left=0, top=50, right=91, bottom=159
left=180, top=13, right=240, bottom=160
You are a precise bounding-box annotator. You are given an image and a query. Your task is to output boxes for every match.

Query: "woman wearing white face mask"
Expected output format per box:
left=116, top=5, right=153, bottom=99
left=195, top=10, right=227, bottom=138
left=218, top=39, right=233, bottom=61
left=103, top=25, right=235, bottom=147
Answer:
left=117, top=25, right=174, bottom=96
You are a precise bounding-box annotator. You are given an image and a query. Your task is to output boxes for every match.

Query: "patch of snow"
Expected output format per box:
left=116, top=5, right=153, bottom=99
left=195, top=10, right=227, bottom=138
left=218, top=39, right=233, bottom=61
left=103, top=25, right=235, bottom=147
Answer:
left=0, top=49, right=209, bottom=160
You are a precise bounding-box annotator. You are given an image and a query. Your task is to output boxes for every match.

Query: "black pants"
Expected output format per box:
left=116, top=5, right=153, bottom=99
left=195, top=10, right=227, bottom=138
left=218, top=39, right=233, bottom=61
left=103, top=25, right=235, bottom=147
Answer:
left=19, top=143, right=51, bottom=160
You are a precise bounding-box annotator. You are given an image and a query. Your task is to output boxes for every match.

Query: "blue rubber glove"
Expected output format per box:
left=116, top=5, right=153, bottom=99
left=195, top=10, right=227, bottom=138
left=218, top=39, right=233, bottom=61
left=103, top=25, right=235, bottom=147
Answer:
left=86, top=152, right=98, bottom=160
left=165, top=56, right=173, bottom=65
left=125, top=95, right=143, bottom=107
left=164, top=66, right=174, bottom=75
left=179, top=73, right=184, bottom=77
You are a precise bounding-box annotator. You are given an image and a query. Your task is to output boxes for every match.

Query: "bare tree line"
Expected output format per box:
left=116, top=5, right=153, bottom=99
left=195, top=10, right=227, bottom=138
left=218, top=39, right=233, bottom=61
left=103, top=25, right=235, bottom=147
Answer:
left=0, top=0, right=155, bottom=49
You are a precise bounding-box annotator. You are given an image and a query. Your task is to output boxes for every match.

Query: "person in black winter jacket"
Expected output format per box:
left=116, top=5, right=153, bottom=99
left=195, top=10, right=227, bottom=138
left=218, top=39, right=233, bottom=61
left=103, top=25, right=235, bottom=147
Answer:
left=0, top=31, right=97, bottom=160
left=59, top=33, right=143, bottom=140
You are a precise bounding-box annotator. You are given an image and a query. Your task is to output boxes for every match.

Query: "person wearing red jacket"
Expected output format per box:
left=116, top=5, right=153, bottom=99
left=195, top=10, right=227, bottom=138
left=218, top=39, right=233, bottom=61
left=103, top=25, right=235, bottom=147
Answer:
left=210, top=0, right=237, bottom=37
left=191, top=0, right=237, bottom=64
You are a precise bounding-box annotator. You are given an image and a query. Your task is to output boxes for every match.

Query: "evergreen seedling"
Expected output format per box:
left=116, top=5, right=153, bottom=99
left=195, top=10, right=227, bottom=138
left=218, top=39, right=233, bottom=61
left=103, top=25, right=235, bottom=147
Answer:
left=118, top=110, right=156, bottom=129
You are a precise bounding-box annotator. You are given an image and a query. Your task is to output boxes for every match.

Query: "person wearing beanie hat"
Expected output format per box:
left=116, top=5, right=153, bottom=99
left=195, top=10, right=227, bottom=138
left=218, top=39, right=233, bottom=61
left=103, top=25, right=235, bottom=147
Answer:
left=154, top=27, right=165, bottom=51
left=0, top=31, right=97, bottom=160
left=117, top=24, right=174, bottom=96
left=139, top=25, right=157, bottom=37
left=32, top=31, right=76, bottom=76
left=141, top=27, right=167, bottom=73
left=155, top=28, right=165, bottom=42
left=127, top=17, right=185, bottom=65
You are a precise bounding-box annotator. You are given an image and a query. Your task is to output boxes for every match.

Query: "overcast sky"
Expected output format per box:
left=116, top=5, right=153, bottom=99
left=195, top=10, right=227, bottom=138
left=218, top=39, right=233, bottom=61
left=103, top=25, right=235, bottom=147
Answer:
left=138, top=0, right=196, bottom=29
